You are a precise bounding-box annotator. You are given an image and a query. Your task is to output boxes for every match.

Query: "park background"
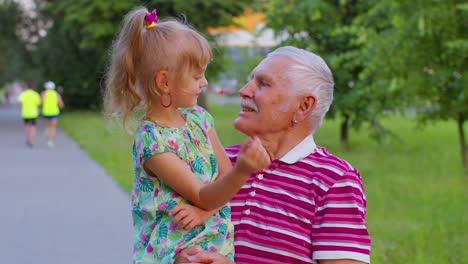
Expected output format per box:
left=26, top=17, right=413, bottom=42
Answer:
left=0, top=0, right=466, bottom=263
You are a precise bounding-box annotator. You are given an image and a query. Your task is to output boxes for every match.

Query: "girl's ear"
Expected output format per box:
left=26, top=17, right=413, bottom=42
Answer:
left=295, top=95, right=316, bottom=123
left=154, top=70, right=170, bottom=93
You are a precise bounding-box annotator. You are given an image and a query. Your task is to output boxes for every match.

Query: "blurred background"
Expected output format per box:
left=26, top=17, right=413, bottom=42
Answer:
left=0, top=0, right=467, bottom=263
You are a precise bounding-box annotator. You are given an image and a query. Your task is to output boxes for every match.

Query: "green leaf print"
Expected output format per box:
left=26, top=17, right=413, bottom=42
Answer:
left=143, top=146, right=152, bottom=160
left=184, top=229, right=198, bottom=242
left=167, top=200, right=178, bottom=210
left=186, top=130, right=193, bottom=141
left=139, top=177, right=154, bottom=193
left=219, top=206, right=231, bottom=219
left=157, top=224, right=168, bottom=244
left=132, top=206, right=145, bottom=220
left=168, top=231, right=182, bottom=241
left=209, top=154, right=217, bottom=176
left=191, top=155, right=204, bottom=175
left=155, top=211, right=164, bottom=225
left=197, top=239, right=209, bottom=251
left=132, top=144, right=137, bottom=158
left=218, top=223, right=228, bottom=235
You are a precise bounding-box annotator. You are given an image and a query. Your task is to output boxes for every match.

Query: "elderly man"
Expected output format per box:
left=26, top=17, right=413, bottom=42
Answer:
left=178, top=46, right=371, bottom=264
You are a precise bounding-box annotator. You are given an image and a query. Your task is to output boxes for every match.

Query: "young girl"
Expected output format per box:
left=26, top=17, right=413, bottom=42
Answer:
left=103, top=7, right=271, bottom=264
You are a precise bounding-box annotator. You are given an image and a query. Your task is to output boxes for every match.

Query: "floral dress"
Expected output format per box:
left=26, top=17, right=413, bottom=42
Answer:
left=131, top=105, right=234, bottom=264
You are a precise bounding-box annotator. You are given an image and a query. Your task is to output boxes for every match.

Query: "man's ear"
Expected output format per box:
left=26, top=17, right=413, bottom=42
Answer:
left=154, top=70, right=170, bottom=93
left=295, top=95, right=316, bottom=122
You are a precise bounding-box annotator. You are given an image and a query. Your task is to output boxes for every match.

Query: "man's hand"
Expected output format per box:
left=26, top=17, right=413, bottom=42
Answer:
left=187, top=251, right=234, bottom=264
left=168, top=204, right=212, bottom=230
left=174, top=246, right=204, bottom=264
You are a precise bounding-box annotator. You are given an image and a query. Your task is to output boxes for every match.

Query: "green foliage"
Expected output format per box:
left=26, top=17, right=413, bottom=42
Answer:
left=1, top=0, right=253, bottom=109
left=0, top=1, right=40, bottom=85
left=261, top=0, right=395, bottom=143
left=60, top=106, right=467, bottom=264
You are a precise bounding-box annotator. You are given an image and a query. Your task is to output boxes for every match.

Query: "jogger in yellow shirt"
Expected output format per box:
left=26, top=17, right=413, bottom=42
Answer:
left=18, top=81, right=41, bottom=147
left=41, top=81, right=64, bottom=148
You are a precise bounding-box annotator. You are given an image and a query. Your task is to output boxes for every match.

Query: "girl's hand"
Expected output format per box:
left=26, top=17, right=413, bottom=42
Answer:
left=235, top=136, right=271, bottom=174
left=168, top=204, right=212, bottom=230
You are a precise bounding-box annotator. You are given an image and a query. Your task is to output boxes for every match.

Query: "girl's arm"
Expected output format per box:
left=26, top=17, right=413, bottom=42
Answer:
left=144, top=136, right=269, bottom=211
left=208, top=127, right=233, bottom=179
left=168, top=127, right=234, bottom=230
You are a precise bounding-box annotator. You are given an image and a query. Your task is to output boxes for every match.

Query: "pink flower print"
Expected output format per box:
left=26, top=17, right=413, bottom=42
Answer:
left=196, top=107, right=204, bottom=113
left=154, top=188, right=160, bottom=197
left=167, top=138, right=179, bottom=150
left=169, top=191, right=180, bottom=199
left=213, top=217, right=223, bottom=223
left=150, top=223, right=156, bottom=230
left=151, top=143, right=159, bottom=152
left=226, top=231, right=231, bottom=239
left=147, top=243, right=153, bottom=253
left=140, top=234, right=149, bottom=244
left=160, top=238, right=168, bottom=245
left=174, top=247, right=182, bottom=254
left=209, top=246, right=218, bottom=252
left=203, top=120, right=210, bottom=129
left=158, top=202, right=168, bottom=211
left=183, top=130, right=189, bottom=138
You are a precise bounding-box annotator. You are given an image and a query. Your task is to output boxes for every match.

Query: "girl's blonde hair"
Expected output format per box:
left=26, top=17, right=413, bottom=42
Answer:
left=104, top=7, right=212, bottom=124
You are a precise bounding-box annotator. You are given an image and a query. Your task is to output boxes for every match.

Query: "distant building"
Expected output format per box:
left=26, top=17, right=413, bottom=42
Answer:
left=208, top=8, right=286, bottom=48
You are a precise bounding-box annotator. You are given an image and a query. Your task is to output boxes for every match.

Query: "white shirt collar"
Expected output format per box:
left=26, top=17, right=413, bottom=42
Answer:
left=279, top=135, right=317, bottom=164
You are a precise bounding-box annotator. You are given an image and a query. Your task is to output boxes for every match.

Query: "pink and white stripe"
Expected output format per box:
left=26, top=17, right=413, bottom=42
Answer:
left=225, top=145, right=371, bottom=264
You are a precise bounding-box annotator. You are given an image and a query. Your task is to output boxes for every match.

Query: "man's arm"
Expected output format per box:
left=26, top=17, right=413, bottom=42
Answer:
left=312, top=170, right=371, bottom=264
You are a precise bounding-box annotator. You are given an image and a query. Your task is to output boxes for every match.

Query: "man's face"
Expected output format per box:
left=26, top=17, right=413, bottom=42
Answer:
left=234, top=55, right=298, bottom=136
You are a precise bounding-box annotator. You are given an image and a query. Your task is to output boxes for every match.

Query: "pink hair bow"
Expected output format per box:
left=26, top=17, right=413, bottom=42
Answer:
left=145, top=9, right=158, bottom=29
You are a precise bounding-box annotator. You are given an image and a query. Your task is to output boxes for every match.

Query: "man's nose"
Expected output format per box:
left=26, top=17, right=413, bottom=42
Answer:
left=239, top=82, right=254, bottom=98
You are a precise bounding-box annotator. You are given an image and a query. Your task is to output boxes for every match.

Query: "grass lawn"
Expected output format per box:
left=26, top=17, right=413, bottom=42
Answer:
left=60, top=103, right=467, bottom=264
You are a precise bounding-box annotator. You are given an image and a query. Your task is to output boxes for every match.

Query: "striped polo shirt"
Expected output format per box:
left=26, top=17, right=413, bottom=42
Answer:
left=225, top=135, right=371, bottom=264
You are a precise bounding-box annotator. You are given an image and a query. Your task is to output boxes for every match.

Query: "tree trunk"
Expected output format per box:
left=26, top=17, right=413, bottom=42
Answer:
left=457, top=113, right=467, bottom=174
left=198, top=92, right=209, bottom=111
left=340, top=115, right=350, bottom=150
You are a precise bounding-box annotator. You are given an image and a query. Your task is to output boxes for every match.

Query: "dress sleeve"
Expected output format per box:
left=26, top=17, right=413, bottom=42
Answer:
left=311, top=170, right=371, bottom=263
left=188, top=105, right=214, bottom=131
left=134, top=122, right=170, bottom=164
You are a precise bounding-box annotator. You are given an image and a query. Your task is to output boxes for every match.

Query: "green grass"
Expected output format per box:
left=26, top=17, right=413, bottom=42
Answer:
left=60, top=104, right=467, bottom=264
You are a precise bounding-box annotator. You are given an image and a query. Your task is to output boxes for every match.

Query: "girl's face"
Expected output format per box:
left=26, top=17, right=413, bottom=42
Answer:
left=171, top=65, right=208, bottom=108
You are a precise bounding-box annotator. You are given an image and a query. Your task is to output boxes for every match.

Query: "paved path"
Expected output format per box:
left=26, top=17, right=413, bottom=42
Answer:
left=0, top=104, right=133, bottom=264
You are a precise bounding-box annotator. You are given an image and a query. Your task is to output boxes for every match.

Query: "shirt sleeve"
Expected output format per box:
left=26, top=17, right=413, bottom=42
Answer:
left=311, top=170, right=371, bottom=263
left=188, top=105, right=214, bottom=131
left=134, top=123, right=171, bottom=164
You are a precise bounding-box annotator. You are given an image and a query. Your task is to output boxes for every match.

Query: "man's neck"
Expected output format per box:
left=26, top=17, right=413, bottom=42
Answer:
left=259, top=128, right=312, bottom=161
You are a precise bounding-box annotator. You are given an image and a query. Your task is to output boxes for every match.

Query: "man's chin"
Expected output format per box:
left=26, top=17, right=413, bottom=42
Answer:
left=234, top=119, right=253, bottom=136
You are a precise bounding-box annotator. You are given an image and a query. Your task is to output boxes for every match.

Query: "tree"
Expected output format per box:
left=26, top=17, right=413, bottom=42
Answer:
left=30, top=0, right=254, bottom=109
left=371, top=0, right=467, bottom=171
left=0, top=0, right=40, bottom=86
left=261, top=0, right=394, bottom=149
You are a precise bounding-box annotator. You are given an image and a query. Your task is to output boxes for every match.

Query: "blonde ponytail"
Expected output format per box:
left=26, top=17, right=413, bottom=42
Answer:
left=104, top=7, right=148, bottom=125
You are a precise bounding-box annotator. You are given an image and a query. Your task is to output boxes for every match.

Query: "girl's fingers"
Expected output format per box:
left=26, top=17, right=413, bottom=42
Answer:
left=171, top=209, right=188, bottom=226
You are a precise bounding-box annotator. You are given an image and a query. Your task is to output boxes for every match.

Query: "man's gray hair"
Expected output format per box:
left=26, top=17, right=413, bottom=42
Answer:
left=267, top=46, right=334, bottom=131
